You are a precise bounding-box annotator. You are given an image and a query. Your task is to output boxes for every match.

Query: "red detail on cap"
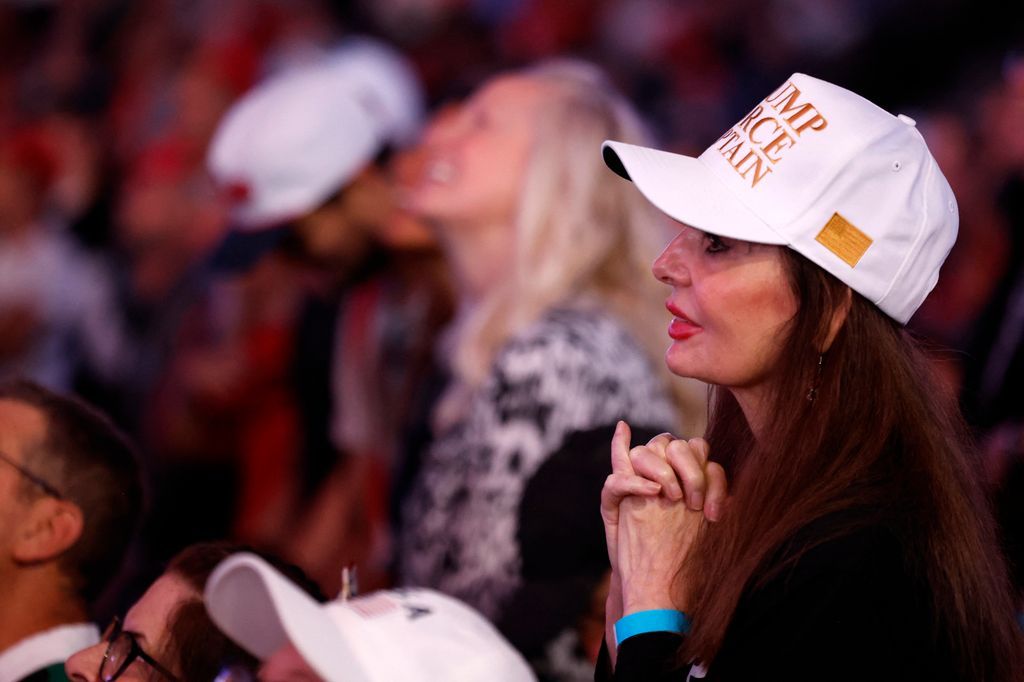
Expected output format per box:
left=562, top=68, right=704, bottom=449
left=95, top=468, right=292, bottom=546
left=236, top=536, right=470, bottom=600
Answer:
left=223, top=181, right=251, bottom=204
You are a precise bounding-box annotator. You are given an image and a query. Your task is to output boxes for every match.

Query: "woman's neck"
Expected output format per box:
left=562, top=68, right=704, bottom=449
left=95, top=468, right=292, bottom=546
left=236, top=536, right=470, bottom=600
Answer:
left=437, top=219, right=514, bottom=307
left=732, top=386, right=771, bottom=441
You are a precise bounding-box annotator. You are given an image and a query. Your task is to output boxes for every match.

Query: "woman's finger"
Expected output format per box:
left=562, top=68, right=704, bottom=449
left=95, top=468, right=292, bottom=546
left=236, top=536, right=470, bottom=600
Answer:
left=644, top=432, right=675, bottom=460
left=665, top=439, right=708, bottom=511
left=630, top=447, right=684, bottom=501
left=703, top=461, right=728, bottom=522
left=601, top=473, right=662, bottom=515
left=610, top=421, right=634, bottom=475
left=686, top=437, right=711, bottom=465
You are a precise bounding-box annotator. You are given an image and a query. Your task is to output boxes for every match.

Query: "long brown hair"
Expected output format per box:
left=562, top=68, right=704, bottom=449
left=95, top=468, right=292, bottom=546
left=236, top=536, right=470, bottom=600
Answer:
left=679, top=249, right=1023, bottom=679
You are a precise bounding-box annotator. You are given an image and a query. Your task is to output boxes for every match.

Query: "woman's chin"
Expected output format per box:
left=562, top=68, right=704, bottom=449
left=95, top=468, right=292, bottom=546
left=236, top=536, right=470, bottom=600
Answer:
left=404, top=187, right=461, bottom=225
left=664, top=345, right=705, bottom=382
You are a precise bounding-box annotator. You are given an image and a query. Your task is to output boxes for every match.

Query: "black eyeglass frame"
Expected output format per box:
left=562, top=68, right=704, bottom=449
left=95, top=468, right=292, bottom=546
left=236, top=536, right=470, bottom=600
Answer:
left=0, top=448, right=63, bottom=499
left=100, top=616, right=181, bottom=682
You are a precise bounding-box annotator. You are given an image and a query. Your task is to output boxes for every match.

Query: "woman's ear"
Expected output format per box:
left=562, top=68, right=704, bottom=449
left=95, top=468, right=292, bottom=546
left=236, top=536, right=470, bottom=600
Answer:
left=12, top=498, right=84, bottom=563
left=821, top=287, right=853, bottom=352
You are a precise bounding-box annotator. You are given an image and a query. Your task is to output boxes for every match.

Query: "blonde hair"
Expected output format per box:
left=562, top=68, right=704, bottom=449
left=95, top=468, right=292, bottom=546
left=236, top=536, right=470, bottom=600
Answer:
left=443, top=59, right=705, bottom=434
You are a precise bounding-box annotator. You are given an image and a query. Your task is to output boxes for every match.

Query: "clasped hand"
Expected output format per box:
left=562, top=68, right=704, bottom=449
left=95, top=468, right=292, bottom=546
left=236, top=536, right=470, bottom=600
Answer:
left=600, top=421, right=728, bottom=641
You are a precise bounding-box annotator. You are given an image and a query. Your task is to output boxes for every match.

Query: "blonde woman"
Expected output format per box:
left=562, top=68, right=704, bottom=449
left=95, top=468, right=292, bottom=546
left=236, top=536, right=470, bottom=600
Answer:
left=397, top=61, right=705, bottom=676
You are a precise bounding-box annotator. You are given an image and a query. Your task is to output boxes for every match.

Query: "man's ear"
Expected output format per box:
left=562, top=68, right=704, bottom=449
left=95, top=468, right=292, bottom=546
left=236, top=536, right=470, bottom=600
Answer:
left=12, top=498, right=84, bottom=564
left=821, top=287, right=853, bottom=352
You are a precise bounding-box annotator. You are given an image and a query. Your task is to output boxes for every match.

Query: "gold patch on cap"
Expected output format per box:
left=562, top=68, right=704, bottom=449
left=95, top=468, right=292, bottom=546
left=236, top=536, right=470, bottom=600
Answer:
left=815, top=213, right=872, bottom=267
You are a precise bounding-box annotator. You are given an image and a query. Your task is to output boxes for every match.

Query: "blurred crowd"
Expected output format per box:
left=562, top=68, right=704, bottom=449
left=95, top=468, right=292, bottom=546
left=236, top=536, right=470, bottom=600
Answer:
left=0, top=0, right=1022, bottom=680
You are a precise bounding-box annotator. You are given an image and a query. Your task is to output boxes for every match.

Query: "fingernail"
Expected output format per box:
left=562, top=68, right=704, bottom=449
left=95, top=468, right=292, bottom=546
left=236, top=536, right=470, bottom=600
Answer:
left=706, top=501, right=718, bottom=521
left=669, top=484, right=683, bottom=500
left=691, top=493, right=704, bottom=511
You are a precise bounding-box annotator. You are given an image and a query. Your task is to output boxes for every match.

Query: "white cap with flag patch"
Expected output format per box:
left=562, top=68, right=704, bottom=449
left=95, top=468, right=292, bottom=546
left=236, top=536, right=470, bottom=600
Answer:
left=205, top=553, right=537, bottom=682
left=602, top=72, right=958, bottom=324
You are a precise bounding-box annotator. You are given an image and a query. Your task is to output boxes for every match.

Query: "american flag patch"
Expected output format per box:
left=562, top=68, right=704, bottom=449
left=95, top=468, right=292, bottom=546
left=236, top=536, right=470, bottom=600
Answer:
left=349, top=594, right=400, bottom=619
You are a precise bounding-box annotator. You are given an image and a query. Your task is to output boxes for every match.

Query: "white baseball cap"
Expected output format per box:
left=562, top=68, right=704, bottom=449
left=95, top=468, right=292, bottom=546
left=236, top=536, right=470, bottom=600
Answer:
left=602, top=72, right=958, bottom=324
left=324, top=37, right=425, bottom=149
left=207, top=38, right=424, bottom=231
left=205, top=553, right=537, bottom=682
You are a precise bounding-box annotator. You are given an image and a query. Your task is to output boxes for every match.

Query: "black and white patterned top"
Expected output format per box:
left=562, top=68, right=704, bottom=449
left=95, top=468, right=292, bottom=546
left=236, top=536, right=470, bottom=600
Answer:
left=398, top=307, right=678, bottom=620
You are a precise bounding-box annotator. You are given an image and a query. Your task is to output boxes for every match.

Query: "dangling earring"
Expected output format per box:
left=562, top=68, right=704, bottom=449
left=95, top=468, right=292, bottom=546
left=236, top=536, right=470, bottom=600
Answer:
left=806, top=353, right=824, bottom=402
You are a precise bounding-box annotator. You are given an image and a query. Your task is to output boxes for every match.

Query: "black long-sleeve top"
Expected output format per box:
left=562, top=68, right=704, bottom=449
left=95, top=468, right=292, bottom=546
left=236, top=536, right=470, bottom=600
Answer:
left=596, top=521, right=958, bottom=681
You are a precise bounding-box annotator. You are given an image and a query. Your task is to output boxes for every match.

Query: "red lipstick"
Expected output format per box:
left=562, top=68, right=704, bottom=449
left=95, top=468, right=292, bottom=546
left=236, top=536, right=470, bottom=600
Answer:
left=666, top=302, right=701, bottom=341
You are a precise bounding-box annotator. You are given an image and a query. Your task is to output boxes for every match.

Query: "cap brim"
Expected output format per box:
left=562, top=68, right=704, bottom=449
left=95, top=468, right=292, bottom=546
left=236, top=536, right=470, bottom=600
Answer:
left=205, top=553, right=371, bottom=681
left=602, top=140, right=786, bottom=245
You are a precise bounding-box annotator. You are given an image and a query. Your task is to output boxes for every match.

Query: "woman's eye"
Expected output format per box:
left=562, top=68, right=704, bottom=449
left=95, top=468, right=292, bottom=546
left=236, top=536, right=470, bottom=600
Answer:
left=705, top=235, right=730, bottom=254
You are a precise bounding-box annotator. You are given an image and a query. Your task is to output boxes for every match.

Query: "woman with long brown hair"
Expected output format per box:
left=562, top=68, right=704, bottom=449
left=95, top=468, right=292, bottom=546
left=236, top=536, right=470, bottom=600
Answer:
left=597, top=73, right=1024, bottom=680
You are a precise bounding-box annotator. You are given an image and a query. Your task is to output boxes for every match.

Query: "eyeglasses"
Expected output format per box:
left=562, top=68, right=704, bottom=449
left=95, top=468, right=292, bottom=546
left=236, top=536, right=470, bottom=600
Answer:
left=0, top=449, right=63, bottom=499
left=99, top=616, right=180, bottom=682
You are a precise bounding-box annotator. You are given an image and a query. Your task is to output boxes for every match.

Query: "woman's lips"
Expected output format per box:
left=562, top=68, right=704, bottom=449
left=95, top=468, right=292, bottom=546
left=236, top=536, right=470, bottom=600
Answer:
left=668, top=317, right=701, bottom=340
left=666, top=302, right=701, bottom=340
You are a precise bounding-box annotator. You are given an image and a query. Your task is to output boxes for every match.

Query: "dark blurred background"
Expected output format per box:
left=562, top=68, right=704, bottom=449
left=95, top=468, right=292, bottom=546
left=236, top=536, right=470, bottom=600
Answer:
left=0, top=0, right=1022, bottom=617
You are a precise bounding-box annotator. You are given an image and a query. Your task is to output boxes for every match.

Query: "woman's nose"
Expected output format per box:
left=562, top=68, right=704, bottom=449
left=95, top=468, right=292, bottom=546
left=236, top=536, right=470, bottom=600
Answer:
left=652, top=232, right=692, bottom=286
left=65, top=641, right=105, bottom=682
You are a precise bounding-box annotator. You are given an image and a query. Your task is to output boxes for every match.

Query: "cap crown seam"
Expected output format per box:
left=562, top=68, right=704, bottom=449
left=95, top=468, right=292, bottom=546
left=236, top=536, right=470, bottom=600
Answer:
left=875, top=133, right=933, bottom=311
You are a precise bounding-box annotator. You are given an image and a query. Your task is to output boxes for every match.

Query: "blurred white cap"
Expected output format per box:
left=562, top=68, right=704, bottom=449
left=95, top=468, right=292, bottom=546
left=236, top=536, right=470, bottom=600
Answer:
left=206, top=553, right=537, bottom=682
left=207, top=38, right=424, bottom=231
left=325, top=37, right=425, bottom=148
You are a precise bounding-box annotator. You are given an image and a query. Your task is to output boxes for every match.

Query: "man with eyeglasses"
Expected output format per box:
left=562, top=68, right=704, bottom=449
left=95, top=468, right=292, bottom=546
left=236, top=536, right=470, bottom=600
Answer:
left=0, top=379, right=143, bottom=682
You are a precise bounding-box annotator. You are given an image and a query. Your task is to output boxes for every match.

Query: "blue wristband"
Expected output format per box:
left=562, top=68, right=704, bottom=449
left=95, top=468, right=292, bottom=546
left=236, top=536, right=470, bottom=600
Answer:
left=614, top=609, right=691, bottom=647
